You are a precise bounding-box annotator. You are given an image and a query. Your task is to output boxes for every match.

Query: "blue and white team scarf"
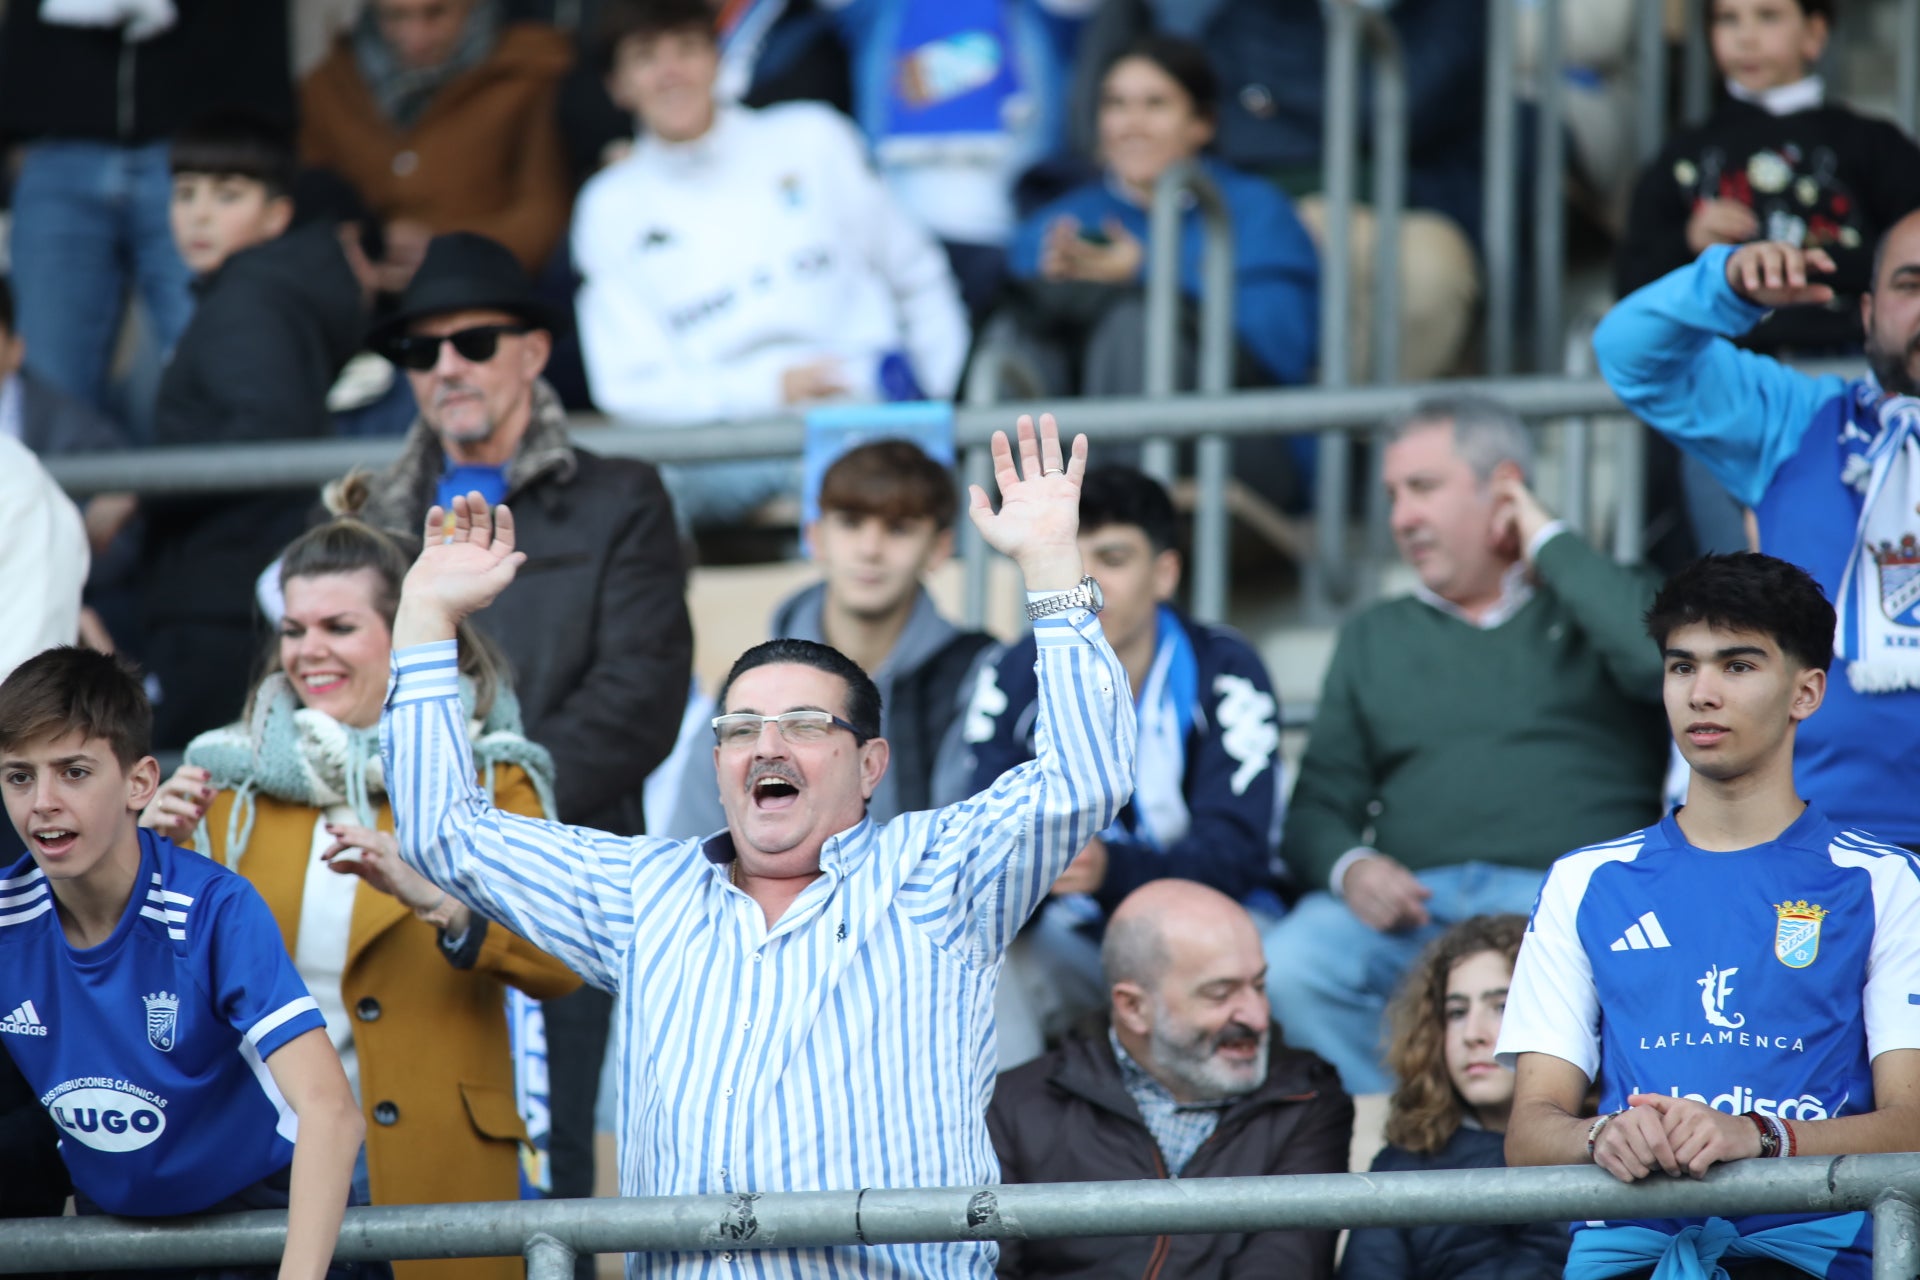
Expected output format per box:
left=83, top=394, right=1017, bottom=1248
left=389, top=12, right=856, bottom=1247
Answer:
left=1833, top=375, right=1920, bottom=693
left=1119, top=606, right=1199, bottom=851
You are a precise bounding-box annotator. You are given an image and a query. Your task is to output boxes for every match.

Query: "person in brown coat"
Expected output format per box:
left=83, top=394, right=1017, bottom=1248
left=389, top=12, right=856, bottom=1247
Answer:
left=988, top=879, right=1354, bottom=1280
left=142, top=513, right=580, bottom=1280
left=300, top=0, right=574, bottom=277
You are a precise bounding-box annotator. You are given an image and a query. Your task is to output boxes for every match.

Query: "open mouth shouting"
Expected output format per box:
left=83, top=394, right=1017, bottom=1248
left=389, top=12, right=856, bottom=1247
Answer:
left=31, top=827, right=80, bottom=858
left=749, top=767, right=802, bottom=812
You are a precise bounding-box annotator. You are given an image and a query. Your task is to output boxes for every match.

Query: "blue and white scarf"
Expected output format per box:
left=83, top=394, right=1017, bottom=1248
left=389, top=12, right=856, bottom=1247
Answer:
left=1120, top=606, right=1198, bottom=850
left=1832, top=375, right=1920, bottom=693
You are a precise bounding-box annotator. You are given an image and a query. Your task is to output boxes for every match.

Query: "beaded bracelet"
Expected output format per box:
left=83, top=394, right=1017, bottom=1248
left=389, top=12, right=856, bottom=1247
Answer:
left=1587, top=1109, right=1626, bottom=1159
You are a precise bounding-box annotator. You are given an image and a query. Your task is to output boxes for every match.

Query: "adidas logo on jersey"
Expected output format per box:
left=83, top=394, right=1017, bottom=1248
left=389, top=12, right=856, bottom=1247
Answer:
left=0, top=1000, right=49, bottom=1037
left=1609, top=911, right=1672, bottom=951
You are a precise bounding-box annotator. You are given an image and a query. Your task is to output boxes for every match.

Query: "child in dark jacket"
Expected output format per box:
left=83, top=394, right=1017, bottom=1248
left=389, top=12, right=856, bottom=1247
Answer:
left=1341, top=915, right=1569, bottom=1280
left=1615, top=0, right=1920, bottom=356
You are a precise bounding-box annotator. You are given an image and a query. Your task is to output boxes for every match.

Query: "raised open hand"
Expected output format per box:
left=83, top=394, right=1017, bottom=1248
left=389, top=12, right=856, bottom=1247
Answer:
left=393, top=492, right=527, bottom=646
left=967, top=412, right=1089, bottom=590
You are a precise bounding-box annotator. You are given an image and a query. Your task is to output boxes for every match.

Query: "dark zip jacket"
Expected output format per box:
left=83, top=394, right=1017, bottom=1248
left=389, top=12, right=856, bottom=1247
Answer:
left=988, top=1031, right=1352, bottom=1279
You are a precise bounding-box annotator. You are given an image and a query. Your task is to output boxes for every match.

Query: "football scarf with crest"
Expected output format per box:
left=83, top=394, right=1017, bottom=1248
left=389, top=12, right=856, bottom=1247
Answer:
left=1833, top=374, right=1920, bottom=693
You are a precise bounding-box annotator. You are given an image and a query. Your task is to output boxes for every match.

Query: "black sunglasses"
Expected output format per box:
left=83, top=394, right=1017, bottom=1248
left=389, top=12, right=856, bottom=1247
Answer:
left=388, top=323, right=530, bottom=372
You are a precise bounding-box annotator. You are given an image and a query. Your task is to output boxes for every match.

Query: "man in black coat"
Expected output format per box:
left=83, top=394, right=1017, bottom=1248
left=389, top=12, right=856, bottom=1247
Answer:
left=353, top=233, right=692, bottom=1261
left=989, top=879, right=1354, bottom=1280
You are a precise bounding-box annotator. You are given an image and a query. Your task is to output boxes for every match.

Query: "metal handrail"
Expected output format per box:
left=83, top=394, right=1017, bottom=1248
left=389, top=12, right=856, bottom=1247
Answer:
left=1142, top=160, right=1236, bottom=623
left=6, top=1156, right=1920, bottom=1278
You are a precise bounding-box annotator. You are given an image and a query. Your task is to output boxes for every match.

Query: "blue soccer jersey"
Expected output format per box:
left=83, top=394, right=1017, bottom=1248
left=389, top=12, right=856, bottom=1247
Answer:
left=1498, top=806, right=1920, bottom=1275
left=0, top=830, right=326, bottom=1216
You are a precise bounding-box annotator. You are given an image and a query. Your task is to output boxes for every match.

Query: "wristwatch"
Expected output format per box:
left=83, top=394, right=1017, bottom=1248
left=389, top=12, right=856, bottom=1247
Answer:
left=1026, top=575, right=1104, bottom=621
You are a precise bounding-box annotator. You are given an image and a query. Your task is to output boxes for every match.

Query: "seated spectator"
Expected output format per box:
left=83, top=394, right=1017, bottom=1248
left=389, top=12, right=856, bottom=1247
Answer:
left=1502, top=553, right=1920, bottom=1277
left=663, top=439, right=993, bottom=837
left=1006, top=35, right=1318, bottom=398
left=1271, top=395, right=1669, bottom=1094
left=1069, top=0, right=1481, bottom=382
left=1341, top=914, right=1569, bottom=1280
left=349, top=229, right=691, bottom=1230
left=821, top=0, right=1094, bottom=317
left=0, top=648, right=368, bottom=1279
left=142, top=111, right=375, bottom=750
left=0, top=0, right=291, bottom=420
left=300, top=0, right=575, bottom=275
left=0, top=434, right=91, bottom=862
left=990, top=879, right=1351, bottom=1280
left=1616, top=0, right=1920, bottom=357
left=954, top=465, right=1284, bottom=1066
left=572, top=0, right=968, bottom=527
left=141, top=514, right=579, bottom=1277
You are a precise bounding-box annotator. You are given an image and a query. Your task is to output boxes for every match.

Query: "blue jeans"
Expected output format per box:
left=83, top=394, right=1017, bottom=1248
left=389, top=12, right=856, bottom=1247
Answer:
left=8, top=140, right=194, bottom=427
left=1263, top=862, right=1546, bottom=1094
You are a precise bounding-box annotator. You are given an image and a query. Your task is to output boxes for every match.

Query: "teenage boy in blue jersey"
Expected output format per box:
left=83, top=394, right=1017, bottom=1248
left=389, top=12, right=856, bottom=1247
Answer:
left=1499, top=553, right=1920, bottom=1280
left=0, top=647, right=366, bottom=1280
left=1595, top=213, right=1920, bottom=850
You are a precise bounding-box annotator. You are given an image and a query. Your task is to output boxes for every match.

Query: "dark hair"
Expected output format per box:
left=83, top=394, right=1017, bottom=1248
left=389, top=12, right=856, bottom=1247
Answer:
left=716, top=638, right=882, bottom=742
left=1645, top=553, right=1835, bottom=673
left=1709, top=0, right=1832, bottom=26
left=0, top=647, right=153, bottom=770
left=818, top=440, right=959, bottom=531
left=593, top=0, right=715, bottom=75
left=1079, top=465, right=1179, bottom=555
left=169, top=109, right=297, bottom=199
left=1383, top=914, right=1528, bottom=1156
left=1105, top=34, right=1220, bottom=124
left=0, top=276, right=13, bottom=336
left=263, top=476, right=508, bottom=720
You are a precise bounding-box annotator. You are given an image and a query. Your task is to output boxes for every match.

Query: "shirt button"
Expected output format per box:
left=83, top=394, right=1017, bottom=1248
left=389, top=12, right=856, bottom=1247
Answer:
left=374, top=1101, right=400, bottom=1126
left=741, top=1019, right=751, bottom=1030
left=355, top=997, right=382, bottom=1022
left=720, top=1253, right=733, bottom=1263
left=391, top=149, right=419, bottom=177
left=723, top=1086, right=734, bottom=1098
left=752, top=952, right=762, bottom=963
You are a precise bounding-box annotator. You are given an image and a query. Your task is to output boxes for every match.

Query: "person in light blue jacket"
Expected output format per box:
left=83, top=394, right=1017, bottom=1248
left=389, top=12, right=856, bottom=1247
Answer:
left=1593, top=218, right=1920, bottom=849
left=1006, top=33, right=1319, bottom=396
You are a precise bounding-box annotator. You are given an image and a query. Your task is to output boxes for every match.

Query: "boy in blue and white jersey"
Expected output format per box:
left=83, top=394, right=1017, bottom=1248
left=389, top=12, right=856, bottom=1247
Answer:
left=0, top=647, right=365, bottom=1280
left=1499, top=554, right=1920, bottom=1279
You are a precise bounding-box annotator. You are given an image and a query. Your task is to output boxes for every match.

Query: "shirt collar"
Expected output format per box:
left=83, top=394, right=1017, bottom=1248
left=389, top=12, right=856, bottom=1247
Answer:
left=1412, top=558, right=1535, bottom=630
left=1726, top=74, right=1824, bottom=116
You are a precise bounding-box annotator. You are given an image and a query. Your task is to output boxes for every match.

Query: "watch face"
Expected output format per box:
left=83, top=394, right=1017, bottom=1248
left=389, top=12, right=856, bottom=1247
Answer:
left=1084, top=576, right=1104, bottom=612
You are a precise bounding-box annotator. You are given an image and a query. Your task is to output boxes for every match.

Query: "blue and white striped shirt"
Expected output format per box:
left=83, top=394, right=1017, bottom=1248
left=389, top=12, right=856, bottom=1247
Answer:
left=381, top=609, right=1134, bottom=1279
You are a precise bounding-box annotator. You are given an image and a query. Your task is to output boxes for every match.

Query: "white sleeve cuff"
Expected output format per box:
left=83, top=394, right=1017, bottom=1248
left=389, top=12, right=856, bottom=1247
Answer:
left=1329, top=847, right=1384, bottom=897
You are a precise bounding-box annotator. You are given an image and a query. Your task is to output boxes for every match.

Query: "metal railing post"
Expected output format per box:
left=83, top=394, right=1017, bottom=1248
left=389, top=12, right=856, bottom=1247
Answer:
left=1875, top=1192, right=1920, bottom=1280
left=1635, top=0, right=1670, bottom=163
left=1611, top=417, right=1647, bottom=564
left=1532, top=0, right=1565, bottom=375
left=1190, top=165, right=1237, bottom=624
left=1681, top=0, right=1713, bottom=125
left=1310, top=0, right=1363, bottom=612
left=960, top=328, right=1046, bottom=630
left=1359, top=6, right=1408, bottom=586
left=525, top=1232, right=578, bottom=1280
left=1481, top=0, right=1519, bottom=377
left=1141, top=161, right=1185, bottom=486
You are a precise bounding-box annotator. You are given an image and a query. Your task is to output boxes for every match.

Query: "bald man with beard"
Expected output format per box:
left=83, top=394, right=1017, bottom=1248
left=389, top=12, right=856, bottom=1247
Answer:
left=988, top=880, right=1353, bottom=1280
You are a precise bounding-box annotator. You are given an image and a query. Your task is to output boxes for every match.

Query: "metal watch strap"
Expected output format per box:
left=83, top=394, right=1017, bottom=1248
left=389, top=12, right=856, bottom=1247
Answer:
left=1026, top=576, right=1094, bottom=621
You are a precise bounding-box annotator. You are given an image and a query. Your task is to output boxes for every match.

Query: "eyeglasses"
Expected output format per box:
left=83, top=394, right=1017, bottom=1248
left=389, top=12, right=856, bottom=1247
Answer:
left=711, top=710, right=867, bottom=749
left=388, top=324, right=530, bottom=372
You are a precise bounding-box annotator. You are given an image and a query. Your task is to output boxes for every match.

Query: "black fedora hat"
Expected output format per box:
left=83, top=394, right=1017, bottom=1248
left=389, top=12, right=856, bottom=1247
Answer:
left=368, top=231, right=568, bottom=351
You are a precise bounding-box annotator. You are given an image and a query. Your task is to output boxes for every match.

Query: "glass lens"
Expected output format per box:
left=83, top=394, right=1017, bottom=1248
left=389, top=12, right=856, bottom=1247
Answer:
left=448, top=327, right=506, bottom=363
left=779, top=714, right=834, bottom=742
left=389, top=326, right=517, bottom=372
left=713, top=715, right=762, bottom=747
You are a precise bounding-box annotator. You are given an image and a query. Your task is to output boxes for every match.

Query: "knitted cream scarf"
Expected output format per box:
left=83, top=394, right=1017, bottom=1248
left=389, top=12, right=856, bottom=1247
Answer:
left=183, top=670, right=555, bottom=867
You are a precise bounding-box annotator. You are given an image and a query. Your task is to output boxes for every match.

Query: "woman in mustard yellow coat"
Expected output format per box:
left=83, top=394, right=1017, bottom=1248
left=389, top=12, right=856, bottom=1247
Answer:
left=144, top=513, right=580, bottom=1280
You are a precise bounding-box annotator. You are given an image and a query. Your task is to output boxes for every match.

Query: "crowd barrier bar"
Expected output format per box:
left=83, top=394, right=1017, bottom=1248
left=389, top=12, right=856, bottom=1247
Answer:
left=1142, top=159, right=1237, bottom=623
left=1481, top=0, right=1520, bottom=378
left=7, top=1155, right=1920, bottom=1277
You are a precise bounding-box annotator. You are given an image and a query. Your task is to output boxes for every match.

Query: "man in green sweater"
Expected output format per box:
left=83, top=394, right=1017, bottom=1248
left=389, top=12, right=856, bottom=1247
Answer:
left=1268, top=395, right=1669, bottom=1093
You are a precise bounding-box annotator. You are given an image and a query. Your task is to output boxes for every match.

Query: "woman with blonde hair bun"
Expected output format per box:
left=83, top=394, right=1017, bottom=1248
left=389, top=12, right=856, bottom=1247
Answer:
left=1340, top=914, right=1568, bottom=1280
left=142, top=493, right=579, bottom=1280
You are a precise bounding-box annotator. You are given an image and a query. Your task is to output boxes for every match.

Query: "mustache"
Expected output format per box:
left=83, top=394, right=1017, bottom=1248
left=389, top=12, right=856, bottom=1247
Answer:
left=432, top=381, right=484, bottom=408
left=747, top=762, right=802, bottom=788
left=1212, top=1021, right=1264, bottom=1052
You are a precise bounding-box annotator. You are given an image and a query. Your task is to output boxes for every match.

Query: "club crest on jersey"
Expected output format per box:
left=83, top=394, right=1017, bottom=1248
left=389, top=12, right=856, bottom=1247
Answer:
left=1773, top=900, right=1828, bottom=969
left=143, top=991, right=180, bottom=1052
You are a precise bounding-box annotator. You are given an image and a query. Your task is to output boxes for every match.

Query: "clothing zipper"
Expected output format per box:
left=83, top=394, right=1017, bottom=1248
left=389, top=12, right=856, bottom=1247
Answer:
left=1141, top=1145, right=1173, bottom=1280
